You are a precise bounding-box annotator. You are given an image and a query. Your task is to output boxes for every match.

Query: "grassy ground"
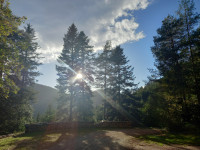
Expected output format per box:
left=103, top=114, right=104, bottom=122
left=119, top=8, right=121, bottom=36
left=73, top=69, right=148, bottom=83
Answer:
left=0, top=129, right=98, bottom=150
left=139, top=132, right=200, bottom=146
left=0, top=128, right=200, bottom=150
left=0, top=132, right=45, bottom=150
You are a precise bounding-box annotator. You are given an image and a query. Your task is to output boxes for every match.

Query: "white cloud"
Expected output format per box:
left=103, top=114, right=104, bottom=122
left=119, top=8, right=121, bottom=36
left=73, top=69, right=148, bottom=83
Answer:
left=35, top=32, right=62, bottom=63
left=10, top=0, right=149, bottom=62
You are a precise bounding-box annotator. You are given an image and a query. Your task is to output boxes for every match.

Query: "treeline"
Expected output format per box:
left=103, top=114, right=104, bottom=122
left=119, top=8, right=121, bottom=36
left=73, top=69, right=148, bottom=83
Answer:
left=138, top=0, right=200, bottom=130
left=0, top=0, right=200, bottom=134
left=0, top=1, right=41, bottom=134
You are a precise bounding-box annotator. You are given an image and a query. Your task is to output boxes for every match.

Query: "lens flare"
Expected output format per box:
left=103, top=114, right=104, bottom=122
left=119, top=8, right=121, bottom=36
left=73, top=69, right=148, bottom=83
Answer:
left=76, top=73, right=83, bottom=79
left=58, top=59, right=142, bottom=125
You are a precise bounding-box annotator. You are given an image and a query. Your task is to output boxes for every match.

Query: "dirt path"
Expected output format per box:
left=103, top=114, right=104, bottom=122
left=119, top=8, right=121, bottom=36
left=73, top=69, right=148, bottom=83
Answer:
left=40, top=128, right=199, bottom=150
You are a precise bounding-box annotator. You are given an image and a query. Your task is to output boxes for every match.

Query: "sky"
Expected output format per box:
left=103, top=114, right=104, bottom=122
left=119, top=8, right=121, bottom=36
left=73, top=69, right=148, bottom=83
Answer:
left=10, top=0, right=200, bottom=89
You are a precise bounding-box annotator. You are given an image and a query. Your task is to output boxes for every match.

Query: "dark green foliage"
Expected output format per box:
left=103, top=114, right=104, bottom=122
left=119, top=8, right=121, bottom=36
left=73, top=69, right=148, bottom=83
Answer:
left=121, top=89, right=142, bottom=122
left=177, top=0, right=200, bottom=104
left=148, top=0, right=200, bottom=129
left=136, top=82, right=168, bottom=127
left=106, top=46, right=137, bottom=121
left=0, top=93, right=32, bottom=134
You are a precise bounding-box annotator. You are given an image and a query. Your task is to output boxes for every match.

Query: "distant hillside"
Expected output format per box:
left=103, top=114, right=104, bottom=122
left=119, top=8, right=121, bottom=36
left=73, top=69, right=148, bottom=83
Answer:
left=33, top=84, right=58, bottom=117
left=32, top=84, right=104, bottom=117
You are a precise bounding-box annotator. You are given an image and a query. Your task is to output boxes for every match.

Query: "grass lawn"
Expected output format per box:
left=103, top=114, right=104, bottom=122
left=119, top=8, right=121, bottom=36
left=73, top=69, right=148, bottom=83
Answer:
left=139, top=132, right=200, bottom=146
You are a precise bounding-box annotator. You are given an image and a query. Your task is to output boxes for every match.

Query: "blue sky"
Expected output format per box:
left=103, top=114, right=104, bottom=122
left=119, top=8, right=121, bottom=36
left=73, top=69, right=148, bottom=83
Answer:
left=10, top=0, right=200, bottom=88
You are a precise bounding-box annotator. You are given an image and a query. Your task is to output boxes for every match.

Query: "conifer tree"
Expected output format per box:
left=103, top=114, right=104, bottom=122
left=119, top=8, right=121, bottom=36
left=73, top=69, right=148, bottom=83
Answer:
left=56, top=24, right=78, bottom=121
left=107, top=45, right=136, bottom=121
left=151, top=15, right=188, bottom=102
left=177, top=0, right=200, bottom=104
left=75, top=31, right=94, bottom=121
left=151, top=0, right=200, bottom=126
left=20, top=24, right=41, bottom=87
left=95, top=41, right=112, bottom=120
left=56, top=24, right=94, bottom=121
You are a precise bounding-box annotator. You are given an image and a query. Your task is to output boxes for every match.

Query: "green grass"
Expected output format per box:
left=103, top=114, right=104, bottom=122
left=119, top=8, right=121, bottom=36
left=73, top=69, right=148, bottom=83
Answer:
left=0, top=129, right=99, bottom=150
left=139, top=133, right=200, bottom=146
left=0, top=132, right=42, bottom=150
left=0, top=132, right=61, bottom=150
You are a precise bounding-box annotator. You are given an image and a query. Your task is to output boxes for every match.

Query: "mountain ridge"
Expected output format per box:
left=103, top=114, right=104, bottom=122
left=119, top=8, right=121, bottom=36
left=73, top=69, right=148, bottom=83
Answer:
left=32, top=83, right=103, bottom=117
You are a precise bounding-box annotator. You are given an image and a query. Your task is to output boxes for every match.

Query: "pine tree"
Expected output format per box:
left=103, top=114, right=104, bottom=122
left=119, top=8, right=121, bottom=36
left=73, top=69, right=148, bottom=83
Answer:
left=20, top=24, right=41, bottom=87
left=177, top=0, right=200, bottom=104
left=56, top=24, right=78, bottom=121
left=151, top=15, right=189, bottom=103
left=191, top=27, right=200, bottom=100
left=107, top=45, right=136, bottom=121
left=151, top=0, right=200, bottom=126
left=56, top=24, right=94, bottom=121
left=95, top=41, right=112, bottom=120
left=75, top=31, right=94, bottom=121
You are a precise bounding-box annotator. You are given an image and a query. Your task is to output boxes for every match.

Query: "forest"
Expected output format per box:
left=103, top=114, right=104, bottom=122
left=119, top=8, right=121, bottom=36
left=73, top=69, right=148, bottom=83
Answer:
left=0, top=0, right=200, bottom=135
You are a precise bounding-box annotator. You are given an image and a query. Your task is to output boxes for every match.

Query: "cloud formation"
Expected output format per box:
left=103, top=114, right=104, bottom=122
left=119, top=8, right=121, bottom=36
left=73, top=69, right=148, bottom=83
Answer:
left=11, top=0, right=149, bottom=62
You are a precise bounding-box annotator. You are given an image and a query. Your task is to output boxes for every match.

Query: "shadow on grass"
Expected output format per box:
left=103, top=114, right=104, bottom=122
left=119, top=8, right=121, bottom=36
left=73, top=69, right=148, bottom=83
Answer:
left=139, top=133, right=200, bottom=146
left=13, top=131, right=47, bottom=150
left=13, top=128, right=133, bottom=150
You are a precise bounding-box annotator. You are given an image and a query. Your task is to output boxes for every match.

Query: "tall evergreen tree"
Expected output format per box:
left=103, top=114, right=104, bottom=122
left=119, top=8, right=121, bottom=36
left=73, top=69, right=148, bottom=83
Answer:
left=75, top=31, right=94, bottom=121
left=151, top=0, right=200, bottom=127
left=177, top=0, right=200, bottom=104
left=56, top=24, right=94, bottom=121
left=20, top=24, right=41, bottom=87
left=151, top=15, right=191, bottom=126
left=151, top=15, right=189, bottom=104
left=56, top=24, right=78, bottom=121
left=95, top=41, right=112, bottom=120
left=107, top=45, right=136, bottom=121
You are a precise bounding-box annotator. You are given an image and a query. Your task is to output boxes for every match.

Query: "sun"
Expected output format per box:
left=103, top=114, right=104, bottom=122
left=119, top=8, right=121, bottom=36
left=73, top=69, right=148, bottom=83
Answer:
left=76, top=73, right=83, bottom=79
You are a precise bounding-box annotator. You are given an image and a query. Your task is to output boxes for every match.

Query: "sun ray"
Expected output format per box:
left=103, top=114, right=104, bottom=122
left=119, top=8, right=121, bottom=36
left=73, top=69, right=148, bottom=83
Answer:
left=58, top=59, right=141, bottom=124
